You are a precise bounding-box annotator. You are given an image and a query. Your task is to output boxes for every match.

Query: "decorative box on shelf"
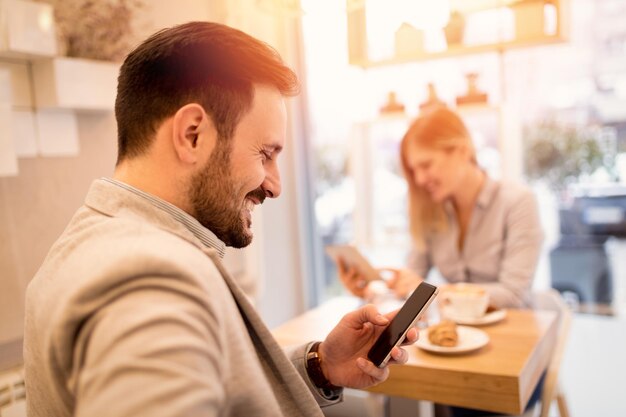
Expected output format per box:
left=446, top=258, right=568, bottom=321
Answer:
left=0, top=0, right=57, bottom=59
left=32, top=57, right=119, bottom=111
left=509, top=0, right=557, bottom=41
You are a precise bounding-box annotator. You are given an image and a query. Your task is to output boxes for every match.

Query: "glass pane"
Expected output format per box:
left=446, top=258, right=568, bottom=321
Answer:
left=301, top=0, right=626, bottom=313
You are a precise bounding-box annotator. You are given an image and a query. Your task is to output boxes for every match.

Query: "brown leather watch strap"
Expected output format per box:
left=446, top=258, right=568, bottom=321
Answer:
left=305, top=341, right=342, bottom=391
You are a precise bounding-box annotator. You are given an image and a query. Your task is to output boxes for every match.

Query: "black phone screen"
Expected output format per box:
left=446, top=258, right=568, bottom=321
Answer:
left=367, top=282, right=438, bottom=367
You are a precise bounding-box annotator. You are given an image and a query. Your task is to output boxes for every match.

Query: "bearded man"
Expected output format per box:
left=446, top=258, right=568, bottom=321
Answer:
left=24, top=21, right=416, bottom=417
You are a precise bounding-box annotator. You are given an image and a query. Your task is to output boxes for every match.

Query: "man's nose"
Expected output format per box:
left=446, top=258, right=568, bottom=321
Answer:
left=261, top=165, right=281, bottom=198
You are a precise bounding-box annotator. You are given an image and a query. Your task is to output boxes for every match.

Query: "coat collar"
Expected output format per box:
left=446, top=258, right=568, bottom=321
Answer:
left=84, top=178, right=226, bottom=258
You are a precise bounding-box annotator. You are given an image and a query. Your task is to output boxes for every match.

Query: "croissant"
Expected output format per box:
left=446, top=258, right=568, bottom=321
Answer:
left=428, top=320, right=459, bottom=347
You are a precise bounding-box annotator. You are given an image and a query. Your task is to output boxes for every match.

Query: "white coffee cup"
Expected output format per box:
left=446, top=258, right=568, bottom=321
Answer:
left=440, top=284, right=489, bottom=319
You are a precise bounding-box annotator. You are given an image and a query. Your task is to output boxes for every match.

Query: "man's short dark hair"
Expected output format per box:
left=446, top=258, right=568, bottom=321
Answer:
left=115, top=21, right=299, bottom=163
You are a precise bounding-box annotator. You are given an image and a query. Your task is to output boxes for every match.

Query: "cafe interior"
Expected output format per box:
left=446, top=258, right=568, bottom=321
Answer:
left=0, top=0, right=625, bottom=416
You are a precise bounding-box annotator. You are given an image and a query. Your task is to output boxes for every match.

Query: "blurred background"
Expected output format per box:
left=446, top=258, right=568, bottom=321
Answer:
left=1, top=0, right=625, bottom=415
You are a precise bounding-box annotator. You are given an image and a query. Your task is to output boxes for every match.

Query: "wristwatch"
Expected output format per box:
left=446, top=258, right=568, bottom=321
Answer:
left=305, top=341, right=342, bottom=397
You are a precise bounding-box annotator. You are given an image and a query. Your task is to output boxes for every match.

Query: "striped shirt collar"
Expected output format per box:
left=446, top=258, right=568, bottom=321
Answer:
left=102, top=178, right=226, bottom=258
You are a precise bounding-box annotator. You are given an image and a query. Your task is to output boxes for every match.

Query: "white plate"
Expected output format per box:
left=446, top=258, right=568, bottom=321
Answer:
left=416, top=325, right=489, bottom=354
left=442, top=309, right=507, bottom=326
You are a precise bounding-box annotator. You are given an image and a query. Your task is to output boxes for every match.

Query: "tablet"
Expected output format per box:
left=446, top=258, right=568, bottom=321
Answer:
left=325, top=245, right=380, bottom=282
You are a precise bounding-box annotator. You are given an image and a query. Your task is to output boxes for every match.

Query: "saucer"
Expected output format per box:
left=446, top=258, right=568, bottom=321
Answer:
left=416, top=326, right=489, bottom=354
left=443, top=309, right=507, bottom=326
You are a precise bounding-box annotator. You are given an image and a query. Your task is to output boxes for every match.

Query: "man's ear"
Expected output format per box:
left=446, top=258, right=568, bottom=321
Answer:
left=171, top=103, right=216, bottom=164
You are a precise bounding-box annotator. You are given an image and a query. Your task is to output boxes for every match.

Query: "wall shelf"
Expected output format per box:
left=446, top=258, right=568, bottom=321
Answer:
left=32, top=57, right=119, bottom=111
left=0, top=0, right=57, bottom=59
left=350, top=33, right=566, bottom=68
left=347, top=0, right=570, bottom=68
left=0, top=1, right=120, bottom=175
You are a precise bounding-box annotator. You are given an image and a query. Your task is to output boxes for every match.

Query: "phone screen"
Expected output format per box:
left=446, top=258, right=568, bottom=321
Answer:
left=367, top=282, right=438, bottom=367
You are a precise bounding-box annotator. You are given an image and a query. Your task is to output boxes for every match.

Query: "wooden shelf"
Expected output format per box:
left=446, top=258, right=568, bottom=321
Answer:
left=347, top=0, right=569, bottom=69
left=350, top=34, right=566, bottom=68
left=449, top=0, right=538, bottom=14
left=0, top=0, right=57, bottom=59
left=32, top=57, right=119, bottom=112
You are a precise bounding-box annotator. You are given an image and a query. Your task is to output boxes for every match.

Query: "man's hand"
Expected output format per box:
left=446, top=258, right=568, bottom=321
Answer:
left=317, top=304, right=418, bottom=389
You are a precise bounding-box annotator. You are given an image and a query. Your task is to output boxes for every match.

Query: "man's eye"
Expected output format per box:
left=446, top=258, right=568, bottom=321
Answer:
left=262, top=151, right=273, bottom=162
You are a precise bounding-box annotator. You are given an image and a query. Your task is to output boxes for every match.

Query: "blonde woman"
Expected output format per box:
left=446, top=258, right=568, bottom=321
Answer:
left=338, top=107, right=544, bottom=309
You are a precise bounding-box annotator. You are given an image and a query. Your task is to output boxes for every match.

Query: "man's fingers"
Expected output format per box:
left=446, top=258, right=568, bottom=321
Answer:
left=360, top=304, right=389, bottom=326
left=356, top=357, right=389, bottom=382
left=401, top=327, right=419, bottom=345
left=346, top=304, right=389, bottom=328
left=383, top=308, right=399, bottom=321
left=388, top=346, right=409, bottom=365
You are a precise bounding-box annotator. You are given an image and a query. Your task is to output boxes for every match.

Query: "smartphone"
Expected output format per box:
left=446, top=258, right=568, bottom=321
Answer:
left=325, top=245, right=380, bottom=283
left=367, top=282, right=439, bottom=368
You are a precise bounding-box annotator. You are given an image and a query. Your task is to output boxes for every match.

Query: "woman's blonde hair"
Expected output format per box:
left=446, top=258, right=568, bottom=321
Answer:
left=400, top=107, right=476, bottom=248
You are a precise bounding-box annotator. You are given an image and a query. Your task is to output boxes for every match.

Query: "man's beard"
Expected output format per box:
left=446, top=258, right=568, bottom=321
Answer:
left=189, top=144, right=265, bottom=248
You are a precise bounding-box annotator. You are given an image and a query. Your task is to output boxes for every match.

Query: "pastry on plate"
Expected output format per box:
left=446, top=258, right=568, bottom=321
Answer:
left=428, top=320, right=458, bottom=347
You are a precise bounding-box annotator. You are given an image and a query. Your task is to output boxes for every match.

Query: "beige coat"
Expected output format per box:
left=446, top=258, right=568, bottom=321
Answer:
left=24, top=179, right=335, bottom=416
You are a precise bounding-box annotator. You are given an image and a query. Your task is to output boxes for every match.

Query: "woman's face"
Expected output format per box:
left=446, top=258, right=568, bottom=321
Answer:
left=405, top=144, right=471, bottom=203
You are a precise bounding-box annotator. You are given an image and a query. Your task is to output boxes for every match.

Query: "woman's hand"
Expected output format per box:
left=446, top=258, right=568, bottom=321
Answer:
left=336, top=258, right=423, bottom=301
left=318, top=304, right=418, bottom=389
left=382, top=268, right=423, bottom=299
left=336, top=256, right=370, bottom=298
